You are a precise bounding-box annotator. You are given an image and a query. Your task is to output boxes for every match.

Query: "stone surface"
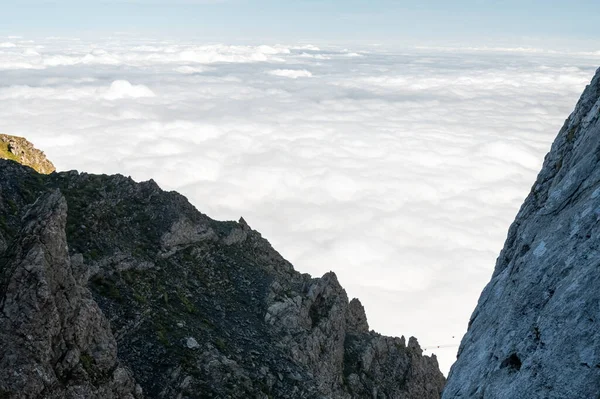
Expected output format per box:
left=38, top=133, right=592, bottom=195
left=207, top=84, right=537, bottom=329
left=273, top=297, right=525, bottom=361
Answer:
left=444, top=67, right=600, bottom=398
left=186, top=337, right=200, bottom=349
left=0, top=134, right=55, bottom=174
left=0, top=190, right=139, bottom=398
left=0, top=158, right=445, bottom=397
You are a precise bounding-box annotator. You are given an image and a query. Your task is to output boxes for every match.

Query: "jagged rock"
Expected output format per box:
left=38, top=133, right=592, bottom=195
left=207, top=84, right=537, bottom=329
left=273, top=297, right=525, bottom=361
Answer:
left=347, top=298, right=369, bottom=333
left=160, top=217, right=217, bottom=248
left=185, top=337, right=200, bottom=349
left=0, top=190, right=139, bottom=398
left=0, top=156, right=445, bottom=397
left=344, top=334, right=442, bottom=399
left=444, top=67, right=600, bottom=398
left=0, top=134, right=55, bottom=174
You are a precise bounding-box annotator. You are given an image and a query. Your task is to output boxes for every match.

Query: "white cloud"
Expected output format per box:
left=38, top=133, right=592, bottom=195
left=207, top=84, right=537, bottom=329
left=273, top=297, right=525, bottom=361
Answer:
left=297, top=52, right=330, bottom=60
left=292, top=44, right=321, bottom=51
left=268, top=69, right=313, bottom=79
left=0, top=41, right=292, bottom=70
left=104, top=80, right=155, bottom=100
left=1, top=37, right=598, bottom=375
left=341, top=52, right=363, bottom=57
left=174, top=65, right=207, bottom=74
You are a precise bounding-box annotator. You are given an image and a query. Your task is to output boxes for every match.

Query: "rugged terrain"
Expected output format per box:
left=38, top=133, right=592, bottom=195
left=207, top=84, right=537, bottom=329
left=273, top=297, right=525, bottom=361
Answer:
left=0, top=134, right=55, bottom=174
left=0, top=139, right=444, bottom=398
left=443, top=68, right=600, bottom=398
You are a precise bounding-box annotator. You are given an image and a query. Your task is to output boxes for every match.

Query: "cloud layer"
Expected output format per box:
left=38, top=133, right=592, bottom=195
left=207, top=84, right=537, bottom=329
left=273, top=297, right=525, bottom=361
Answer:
left=1, top=36, right=598, bottom=374
left=268, top=69, right=313, bottom=78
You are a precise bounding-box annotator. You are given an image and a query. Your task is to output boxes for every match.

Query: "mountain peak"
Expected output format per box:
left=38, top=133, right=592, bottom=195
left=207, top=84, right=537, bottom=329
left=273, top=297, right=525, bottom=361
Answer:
left=0, top=133, right=55, bottom=174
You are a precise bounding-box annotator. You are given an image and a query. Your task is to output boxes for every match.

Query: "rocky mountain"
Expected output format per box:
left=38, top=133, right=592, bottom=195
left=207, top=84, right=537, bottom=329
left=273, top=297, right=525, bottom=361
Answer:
left=0, top=134, right=55, bottom=174
left=0, top=190, right=140, bottom=399
left=0, top=141, right=445, bottom=398
left=443, top=68, right=600, bottom=398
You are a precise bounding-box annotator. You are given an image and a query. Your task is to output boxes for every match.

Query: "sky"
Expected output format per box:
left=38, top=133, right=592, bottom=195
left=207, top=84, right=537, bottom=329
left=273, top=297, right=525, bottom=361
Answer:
left=2, top=0, right=600, bottom=47
left=1, top=0, right=600, bottom=377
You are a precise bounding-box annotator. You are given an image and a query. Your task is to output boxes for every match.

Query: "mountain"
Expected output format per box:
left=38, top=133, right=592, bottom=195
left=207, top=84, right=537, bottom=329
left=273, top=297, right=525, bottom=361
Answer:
left=0, top=139, right=445, bottom=398
left=0, top=134, right=55, bottom=174
left=443, top=68, right=600, bottom=398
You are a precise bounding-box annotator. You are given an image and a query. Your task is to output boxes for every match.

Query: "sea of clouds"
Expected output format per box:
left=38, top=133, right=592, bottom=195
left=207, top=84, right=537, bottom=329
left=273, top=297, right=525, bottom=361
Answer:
left=1, top=36, right=599, bottom=374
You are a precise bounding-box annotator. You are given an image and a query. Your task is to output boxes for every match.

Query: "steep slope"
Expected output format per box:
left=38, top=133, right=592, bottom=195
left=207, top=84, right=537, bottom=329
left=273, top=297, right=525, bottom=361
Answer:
left=444, top=68, right=600, bottom=398
left=0, top=134, right=55, bottom=174
left=0, top=190, right=139, bottom=398
left=0, top=159, right=445, bottom=398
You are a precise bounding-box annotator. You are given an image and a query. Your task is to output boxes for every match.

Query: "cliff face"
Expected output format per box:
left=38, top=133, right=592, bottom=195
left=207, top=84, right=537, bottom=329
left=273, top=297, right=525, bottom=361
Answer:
left=0, top=190, right=140, bottom=398
left=0, top=159, right=445, bottom=398
left=444, top=67, right=600, bottom=398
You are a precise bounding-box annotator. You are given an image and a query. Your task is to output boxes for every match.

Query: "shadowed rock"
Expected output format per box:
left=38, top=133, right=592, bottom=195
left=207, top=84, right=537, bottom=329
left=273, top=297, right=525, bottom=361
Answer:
left=0, top=160, right=445, bottom=398
left=0, top=190, right=139, bottom=398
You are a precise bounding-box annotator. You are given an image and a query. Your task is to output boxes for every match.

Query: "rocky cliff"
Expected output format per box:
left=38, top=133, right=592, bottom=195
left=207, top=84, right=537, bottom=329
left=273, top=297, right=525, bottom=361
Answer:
left=0, top=134, right=55, bottom=174
left=0, top=190, right=140, bottom=399
left=443, top=68, right=600, bottom=398
left=0, top=154, right=444, bottom=397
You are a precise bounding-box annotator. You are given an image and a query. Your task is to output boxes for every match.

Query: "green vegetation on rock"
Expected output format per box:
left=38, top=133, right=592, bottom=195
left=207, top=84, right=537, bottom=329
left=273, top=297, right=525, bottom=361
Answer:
left=0, top=154, right=445, bottom=399
left=0, top=134, right=55, bottom=174
left=0, top=141, right=18, bottom=163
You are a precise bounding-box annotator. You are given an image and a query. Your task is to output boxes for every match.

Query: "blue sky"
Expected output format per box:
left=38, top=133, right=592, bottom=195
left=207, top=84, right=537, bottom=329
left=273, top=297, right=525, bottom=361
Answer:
left=2, top=0, right=600, bottom=46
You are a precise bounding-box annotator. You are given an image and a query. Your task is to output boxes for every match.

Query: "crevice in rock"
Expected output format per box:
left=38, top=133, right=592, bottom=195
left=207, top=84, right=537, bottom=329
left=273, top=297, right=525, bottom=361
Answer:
left=500, top=353, right=522, bottom=371
left=308, top=294, right=327, bottom=327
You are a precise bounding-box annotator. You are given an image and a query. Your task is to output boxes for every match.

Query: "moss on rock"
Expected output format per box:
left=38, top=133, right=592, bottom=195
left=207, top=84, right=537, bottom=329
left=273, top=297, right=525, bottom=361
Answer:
left=0, top=134, right=55, bottom=174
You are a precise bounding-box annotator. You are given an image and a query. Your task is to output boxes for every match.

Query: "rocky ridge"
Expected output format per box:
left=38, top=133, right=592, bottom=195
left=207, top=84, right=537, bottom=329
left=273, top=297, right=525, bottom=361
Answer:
left=0, top=134, right=55, bottom=174
left=0, top=151, right=445, bottom=397
left=443, top=68, right=600, bottom=398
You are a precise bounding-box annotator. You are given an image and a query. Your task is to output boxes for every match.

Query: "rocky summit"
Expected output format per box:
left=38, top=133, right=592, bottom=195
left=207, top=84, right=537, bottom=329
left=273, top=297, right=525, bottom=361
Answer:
left=0, top=150, right=444, bottom=397
left=444, top=68, right=600, bottom=398
left=0, top=134, right=55, bottom=174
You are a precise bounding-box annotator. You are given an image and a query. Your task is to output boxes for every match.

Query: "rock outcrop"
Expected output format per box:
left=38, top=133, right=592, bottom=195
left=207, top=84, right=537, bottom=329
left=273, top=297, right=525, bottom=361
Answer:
left=444, top=68, right=600, bottom=398
left=0, top=157, right=445, bottom=397
left=0, top=134, right=55, bottom=174
left=0, top=190, right=139, bottom=398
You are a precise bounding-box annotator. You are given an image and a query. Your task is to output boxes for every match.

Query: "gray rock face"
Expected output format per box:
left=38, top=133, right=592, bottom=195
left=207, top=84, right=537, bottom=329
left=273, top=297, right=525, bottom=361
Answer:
left=444, top=67, right=600, bottom=398
left=0, top=160, right=445, bottom=397
left=0, top=190, right=139, bottom=398
left=264, top=272, right=445, bottom=398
